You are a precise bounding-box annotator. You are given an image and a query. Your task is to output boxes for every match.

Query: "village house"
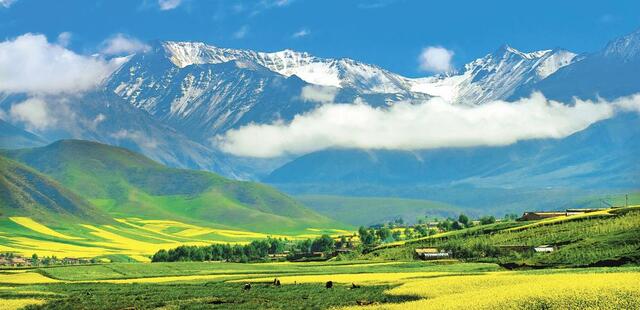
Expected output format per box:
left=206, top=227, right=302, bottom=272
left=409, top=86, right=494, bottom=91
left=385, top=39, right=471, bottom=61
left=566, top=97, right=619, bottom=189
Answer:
left=415, top=248, right=450, bottom=260
left=534, top=245, right=555, bottom=253
left=520, top=208, right=609, bottom=221
left=9, top=256, right=29, bottom=267
left=520, top=211, right=567, bottom=221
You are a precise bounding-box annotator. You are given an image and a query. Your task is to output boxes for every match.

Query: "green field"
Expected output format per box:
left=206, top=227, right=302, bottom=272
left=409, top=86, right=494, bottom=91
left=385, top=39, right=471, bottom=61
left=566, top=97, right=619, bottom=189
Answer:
left=2, top=140, right=346, bottom=234
left=296, top=195, right=462, bottom=226
left=369, top=205, right=640, bottom=267
left=1, top=261, right=639, bottom=309
left=0, top=141, right=352, bottom=260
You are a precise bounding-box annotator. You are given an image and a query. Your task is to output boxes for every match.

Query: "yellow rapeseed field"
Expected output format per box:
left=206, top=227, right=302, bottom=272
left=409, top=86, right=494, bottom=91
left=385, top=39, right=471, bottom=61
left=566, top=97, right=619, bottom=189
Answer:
left=0, top=299, right=46, bottom=310
left=0, top=273, right=60, bottom=284
left=9, top=217, right=83, bottom=240
left=343, top=271, right=640, bottom=310
left=508, top=209, right=615, bottom=232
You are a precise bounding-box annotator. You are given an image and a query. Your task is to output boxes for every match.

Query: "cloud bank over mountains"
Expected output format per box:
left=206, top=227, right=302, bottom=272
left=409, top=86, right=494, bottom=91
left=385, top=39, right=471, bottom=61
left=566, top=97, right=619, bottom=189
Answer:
left=218, top=92, right=640, bottom=158
left=0, top=33, right=123, bottom=95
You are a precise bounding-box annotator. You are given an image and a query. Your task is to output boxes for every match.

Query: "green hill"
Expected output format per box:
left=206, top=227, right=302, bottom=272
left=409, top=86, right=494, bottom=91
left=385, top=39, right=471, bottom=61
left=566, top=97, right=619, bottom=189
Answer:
left=0, top=155, right=111, bottom=224
left=3, top=140, right=347, bottom=234
left=368, top=206, right=640, bottom=268
left=297, top=195, right=462, bottom=226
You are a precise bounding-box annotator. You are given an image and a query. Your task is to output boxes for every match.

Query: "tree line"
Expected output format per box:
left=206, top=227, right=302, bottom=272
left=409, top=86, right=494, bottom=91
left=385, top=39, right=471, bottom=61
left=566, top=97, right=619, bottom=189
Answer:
left=152, top=235, right=342, bottom=263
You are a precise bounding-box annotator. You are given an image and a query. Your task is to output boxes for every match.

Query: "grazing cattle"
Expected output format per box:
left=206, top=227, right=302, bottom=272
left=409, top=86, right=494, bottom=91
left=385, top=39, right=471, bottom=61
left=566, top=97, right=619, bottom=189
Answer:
left=325, top=281, right=333, bottom=289
left=275, top=279, right=281, bottom=287
left=243, top=283, right=251, bottom=291
left=351, top=283, right=361, bottom=289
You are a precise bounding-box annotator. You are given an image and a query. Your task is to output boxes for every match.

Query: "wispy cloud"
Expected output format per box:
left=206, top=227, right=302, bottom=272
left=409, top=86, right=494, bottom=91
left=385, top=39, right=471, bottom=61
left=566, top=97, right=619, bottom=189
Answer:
left=158, top=0, right=181, bottom=11
left=300, top=85, right=338, bottom=103
left=233, top=25, right=249, bottom=39
left=418, top=46, right=454, bottom=73
left=56, top=32, right=72, bottom=47
left=9, top=97, right=55, bottom=131
left=358, top=0, right=399, bottom=9
left=100, top=33, right=150, bottom=55
left=0, top=0, right=16, bottom=8
left=217, top=92, right=640, bottom=158
left=292, top=28, right=310, bottom=38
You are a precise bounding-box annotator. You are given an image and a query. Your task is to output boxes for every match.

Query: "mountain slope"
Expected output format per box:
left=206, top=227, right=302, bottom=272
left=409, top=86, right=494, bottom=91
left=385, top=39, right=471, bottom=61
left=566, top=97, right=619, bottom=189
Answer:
left=3, top=140, right=346, bottom=233
left=161, top=41, right=417, bottom=94
left=410, top=46, right=577, bottom=104
left=0, top=119, right=48, bottom=149
left=106, top=42, right=430, bottom=144
left=265, top=112, right=640, bottom=212
left=512, top=28, right=640, bottom=101
left=0, top=155, right=111, bottom=224
left=297, top=195, right=461, bottom=226
left=0, top=90, right=242, bottom=178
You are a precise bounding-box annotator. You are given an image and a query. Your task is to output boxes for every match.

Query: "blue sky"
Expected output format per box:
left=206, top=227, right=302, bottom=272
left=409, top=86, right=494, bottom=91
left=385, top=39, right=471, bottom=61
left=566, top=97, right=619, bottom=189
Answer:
left=1, top=0, right=639, bottom=77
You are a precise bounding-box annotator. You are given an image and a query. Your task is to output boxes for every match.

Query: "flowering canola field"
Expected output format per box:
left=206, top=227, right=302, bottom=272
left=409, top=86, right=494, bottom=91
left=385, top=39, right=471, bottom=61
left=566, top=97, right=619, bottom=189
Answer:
left=342, top=271, right=640, bottom=310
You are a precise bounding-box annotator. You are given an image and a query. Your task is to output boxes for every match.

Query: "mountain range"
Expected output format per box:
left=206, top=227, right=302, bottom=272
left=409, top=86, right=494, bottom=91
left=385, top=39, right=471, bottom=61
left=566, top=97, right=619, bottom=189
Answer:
left=1, top=28, right=639, bottom=214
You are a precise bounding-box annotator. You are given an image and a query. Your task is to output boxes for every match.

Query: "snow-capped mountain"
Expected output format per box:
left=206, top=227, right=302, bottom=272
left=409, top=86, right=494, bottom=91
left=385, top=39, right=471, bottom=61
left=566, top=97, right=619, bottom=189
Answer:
left=5, top=29, right=638, bottom=182
left=106, top=42, right=430, bottom=142
left=162, top=41, right=415, bottom=94
left=410, top=46, right=578, bottom=105
left=511, top=28, right=640, bottom=101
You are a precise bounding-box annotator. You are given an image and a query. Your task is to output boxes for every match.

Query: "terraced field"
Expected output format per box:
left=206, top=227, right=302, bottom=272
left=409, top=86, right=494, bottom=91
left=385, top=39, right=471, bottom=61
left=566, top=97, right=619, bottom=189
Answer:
left=0, top=216, right=346, bottom=262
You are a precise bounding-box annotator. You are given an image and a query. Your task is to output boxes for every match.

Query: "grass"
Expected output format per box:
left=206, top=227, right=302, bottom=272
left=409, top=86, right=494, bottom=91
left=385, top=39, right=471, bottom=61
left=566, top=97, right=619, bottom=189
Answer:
left=0, top=216, right=350, bottom=260
left=369, top=205, right=640, bottom=267
left=296, top=195, right=462, bottom=226
left=3, top=140, right=348, bottom=235
left=0, top=261, right=638, bottom=309
left=21, top=282, right=416, bottom=310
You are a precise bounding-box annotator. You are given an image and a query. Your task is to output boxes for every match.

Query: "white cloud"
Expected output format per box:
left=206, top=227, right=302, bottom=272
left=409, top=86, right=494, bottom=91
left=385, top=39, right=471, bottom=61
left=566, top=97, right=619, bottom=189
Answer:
left=56, top=32, right=72, bottom=47
left=9, top=97, right=56, bottom=130
left=0, top=0, right=16, bottom=8
left=111, top=129, right=159, bottom=150
left=233, top=26, right=249, bottom=39
left=217, top=93, right=640, bottom=158
left=158, top=0, right=181, bottom=10
left=300, top=85, right=338, bottom=103
left=0, top=33, right=120, bottom=95
left=419, top=46, right=454, bottom=73
left=292, top=28, right=310, bottom=38
left=100, top=33, right=150, bottom=55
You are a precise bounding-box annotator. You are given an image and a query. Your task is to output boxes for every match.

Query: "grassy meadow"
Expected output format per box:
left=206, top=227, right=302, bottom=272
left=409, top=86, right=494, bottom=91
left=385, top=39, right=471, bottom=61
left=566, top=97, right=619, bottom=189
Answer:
left=0, top=261, right=638, bottom=309
left=0, top=216, right=348, bottom=262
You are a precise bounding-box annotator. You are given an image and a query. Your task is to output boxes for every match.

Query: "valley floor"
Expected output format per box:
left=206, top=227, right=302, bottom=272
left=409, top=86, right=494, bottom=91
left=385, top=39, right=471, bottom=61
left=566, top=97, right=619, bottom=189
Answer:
left=1, top=261, right=639, bottom=309
left=0, top=216, right=347, bottom=263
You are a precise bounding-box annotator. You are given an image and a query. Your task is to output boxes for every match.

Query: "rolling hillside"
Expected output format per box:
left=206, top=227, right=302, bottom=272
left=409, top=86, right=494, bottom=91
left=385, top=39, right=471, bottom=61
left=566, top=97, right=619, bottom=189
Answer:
left=3, top=140, right=346, bottom=234
left=370, top=205, right=640, bottom=268
left=297, top=195, right=462, bottom=226
left=0, top=156, right=111, bottom=224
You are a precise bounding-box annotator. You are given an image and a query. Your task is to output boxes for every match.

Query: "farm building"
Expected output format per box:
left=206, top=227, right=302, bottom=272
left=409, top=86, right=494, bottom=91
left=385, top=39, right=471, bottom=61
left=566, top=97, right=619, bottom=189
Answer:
left=267, top=253, right=289, bottom=260
left=415, top=248, right=450, bottom=260
left=520, top=211, right=566, bottom=221
left=520, top=208, right=607, bottom=221
left=534, top=245, right=555, bottom=253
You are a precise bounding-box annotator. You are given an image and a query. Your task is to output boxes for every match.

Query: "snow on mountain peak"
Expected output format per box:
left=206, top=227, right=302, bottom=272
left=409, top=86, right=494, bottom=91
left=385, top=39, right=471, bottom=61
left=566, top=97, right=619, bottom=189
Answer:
left=602, top=28, right=640, bottom=60
left=160, top=41, right=411, bottom=93
left=411, top=46, right=576, bottom=104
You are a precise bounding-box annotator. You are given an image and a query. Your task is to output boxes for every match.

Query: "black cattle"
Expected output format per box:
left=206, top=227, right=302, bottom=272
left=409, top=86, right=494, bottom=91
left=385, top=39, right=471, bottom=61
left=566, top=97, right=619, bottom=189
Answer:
left=325, top=281, right=333, bottom=289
